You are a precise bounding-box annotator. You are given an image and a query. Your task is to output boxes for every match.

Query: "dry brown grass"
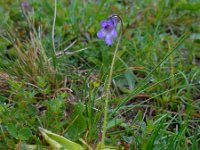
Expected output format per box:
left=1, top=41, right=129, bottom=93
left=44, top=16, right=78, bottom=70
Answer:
left=0, top=71, right=9, bottom=91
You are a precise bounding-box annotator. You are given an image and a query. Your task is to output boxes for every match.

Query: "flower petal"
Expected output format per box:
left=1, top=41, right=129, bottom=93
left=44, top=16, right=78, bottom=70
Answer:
left=100, top=20, right=107, bottom=27
left=111, top=29, right=117, bottom=38
left=97, top=29, right=106, bottom=39
left=105, top=35, right=113, bottom=45
left=101, top=19, right=115, bottom=28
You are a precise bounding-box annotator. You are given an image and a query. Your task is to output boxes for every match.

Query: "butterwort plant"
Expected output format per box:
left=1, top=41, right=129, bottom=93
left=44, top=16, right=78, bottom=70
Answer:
left=97, top=14, right=123, bottom=149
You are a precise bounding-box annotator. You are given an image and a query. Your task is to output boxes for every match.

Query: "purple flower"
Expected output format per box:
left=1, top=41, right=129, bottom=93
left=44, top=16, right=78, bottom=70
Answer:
left=21, top=1, right=32, bottom=12
left=97, top=17, right=117, bottom=45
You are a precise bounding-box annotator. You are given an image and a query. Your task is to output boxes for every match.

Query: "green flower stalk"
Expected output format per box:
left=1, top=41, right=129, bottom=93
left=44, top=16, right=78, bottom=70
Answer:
left=97, top=14, right=123, bottom=149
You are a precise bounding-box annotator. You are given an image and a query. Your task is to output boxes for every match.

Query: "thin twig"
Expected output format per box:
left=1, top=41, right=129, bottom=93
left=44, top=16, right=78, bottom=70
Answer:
left=61, top=47, right=88, bottom=55
left=63, top=40, right=77, bottom=51
left=48, top=47, right=88, bottom=61
left=52, top=0, right=57, bottom=55
left=55, top=40, right=77, bottom=57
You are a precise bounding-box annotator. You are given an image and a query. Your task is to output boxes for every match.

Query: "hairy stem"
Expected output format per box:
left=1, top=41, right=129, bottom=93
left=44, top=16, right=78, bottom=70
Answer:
left=101, top=15, right=123, bottom=149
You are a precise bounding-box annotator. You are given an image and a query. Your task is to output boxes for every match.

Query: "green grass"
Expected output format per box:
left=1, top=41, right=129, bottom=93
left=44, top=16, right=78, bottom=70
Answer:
left=0, top=0, right=200, bottom=149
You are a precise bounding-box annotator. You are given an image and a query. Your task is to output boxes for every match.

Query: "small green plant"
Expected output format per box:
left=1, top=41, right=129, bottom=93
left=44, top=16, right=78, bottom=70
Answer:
left=96, top=14, right=124, bottom=149
left=0, top=0, right=200, bottom=149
